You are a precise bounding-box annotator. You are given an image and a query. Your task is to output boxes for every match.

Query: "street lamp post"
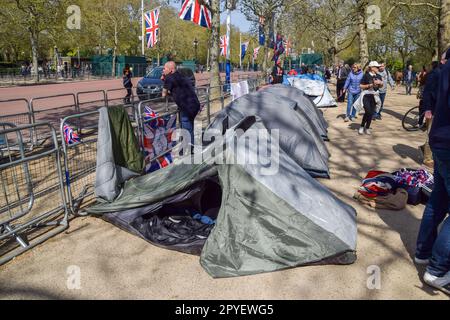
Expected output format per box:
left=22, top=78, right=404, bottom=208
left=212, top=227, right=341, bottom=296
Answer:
left=193, top=38, right=198, bottom=64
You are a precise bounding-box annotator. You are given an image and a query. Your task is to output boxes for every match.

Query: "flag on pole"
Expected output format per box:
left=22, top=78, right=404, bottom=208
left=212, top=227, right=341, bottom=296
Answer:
left=144, top=8, right=160, bottom=48
left=258, top=16, right=265, bottom=46
left=253, top=47, right=260, bottom=60
left=272, top=34, right=285, bottom=63
left=220, top=35, right=228, bottom=57
left=179, top=0, right=211, bottom=29
left=241, top=42, right=249, bottom=59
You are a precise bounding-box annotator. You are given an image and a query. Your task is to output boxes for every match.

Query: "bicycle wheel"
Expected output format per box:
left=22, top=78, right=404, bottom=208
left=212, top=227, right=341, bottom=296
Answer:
left=402, top=106, right=424, bottom=131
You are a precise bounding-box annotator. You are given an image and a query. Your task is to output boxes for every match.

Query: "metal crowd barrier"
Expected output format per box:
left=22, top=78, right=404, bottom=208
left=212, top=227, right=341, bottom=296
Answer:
left=0, top=75, right=266, bottom=263
left=0, top=122, right=69, bottom=265
left=30, top=93, right=78, bottom=146
left=0, top=99, right=34, bottom=149
left=60, top=111, right=100, bottom=213
left=76, top=90, right=107, bottom=112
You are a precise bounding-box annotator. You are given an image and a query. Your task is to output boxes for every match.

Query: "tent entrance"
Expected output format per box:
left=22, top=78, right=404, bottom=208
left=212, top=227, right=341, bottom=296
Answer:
left=129, top=177, right=222, bottom=255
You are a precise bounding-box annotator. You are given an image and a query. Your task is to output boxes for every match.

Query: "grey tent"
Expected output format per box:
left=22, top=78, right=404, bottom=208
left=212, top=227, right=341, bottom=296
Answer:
left=204, top=91, right=330, bottom=178
left=88, top=117, right=357, bottom=278
left=261, top=84, right=329, bottom=138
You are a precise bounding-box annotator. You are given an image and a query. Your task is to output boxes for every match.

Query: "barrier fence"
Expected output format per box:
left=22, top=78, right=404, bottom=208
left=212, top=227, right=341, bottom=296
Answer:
left=0, top=74, right=266, bottom=264
left=0, top=122, right=69, bottom=265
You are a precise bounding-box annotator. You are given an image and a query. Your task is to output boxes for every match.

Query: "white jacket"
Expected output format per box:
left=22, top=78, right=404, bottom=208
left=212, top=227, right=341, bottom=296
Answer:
left=352, top=90, right=382, bottom=114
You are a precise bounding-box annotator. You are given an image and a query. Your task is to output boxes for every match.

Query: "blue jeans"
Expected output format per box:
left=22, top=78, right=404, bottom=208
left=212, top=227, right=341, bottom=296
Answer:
left=377, top=92, right=386, bottom=116
left=346, top=92, right=359, bottom=119
left=416, top=148, right=450, bottom=277
left=180, top=111, right=194, bottom=146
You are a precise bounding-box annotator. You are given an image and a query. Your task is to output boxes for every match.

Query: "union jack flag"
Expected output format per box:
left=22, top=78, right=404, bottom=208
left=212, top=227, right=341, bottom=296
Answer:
left=145, top=8, right=160, bottom=48
left=179, top=0, right=211, bottom=29
left=220, top=35, right=228, bottom=57
left=253, top=47, right=260, bottom=60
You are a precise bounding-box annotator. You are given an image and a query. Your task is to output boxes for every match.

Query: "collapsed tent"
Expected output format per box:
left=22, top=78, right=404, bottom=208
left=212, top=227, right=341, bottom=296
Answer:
left=260, top=84, right=329, bottom=139
left=284, top=74, right=338, bottom=108
left=95, top=107, right=143, bottom=202
left=88, top=117, right=357, bottom=278
left=204, top=91, right=330, bottom=178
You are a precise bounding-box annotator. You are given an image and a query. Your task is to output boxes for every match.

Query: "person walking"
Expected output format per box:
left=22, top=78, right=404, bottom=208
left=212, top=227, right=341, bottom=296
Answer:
left=415, top=48, right=450, bottom=295
left=358, top=61, right=383, bottom=135
left=404, top=65, right=415, bottom=95
left=420, top=61, right=442, bottom=168
left=336, top=62, right=349, bottom=102
left=417, top=65, right=430, bottom=128
left=270, top=61, right=284, bottom=84
left=162, top=61, right=200, bottom=148
left=122, top=64, right=133, bottom=104
left=343, top=63, right=363, bottom=122
left=375, top=62, right=395, bottom=120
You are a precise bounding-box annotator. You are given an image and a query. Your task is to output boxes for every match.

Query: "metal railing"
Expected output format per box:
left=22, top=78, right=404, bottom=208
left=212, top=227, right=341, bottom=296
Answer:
left=0, top=122, right=69, bottom=265
left=0, top=74, right=267, bottom=264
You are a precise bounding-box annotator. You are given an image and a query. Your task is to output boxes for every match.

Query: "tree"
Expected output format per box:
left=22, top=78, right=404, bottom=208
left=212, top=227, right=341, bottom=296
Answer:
left=2, top=0, right=68, bottom=80
left=288, top=0, right=358, bottom=65
left=240, top=0, right=287, bottom=75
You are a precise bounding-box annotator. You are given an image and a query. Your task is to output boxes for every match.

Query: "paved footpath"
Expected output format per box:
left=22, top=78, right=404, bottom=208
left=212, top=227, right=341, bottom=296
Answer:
left=0, top=83, right=448, bottom=300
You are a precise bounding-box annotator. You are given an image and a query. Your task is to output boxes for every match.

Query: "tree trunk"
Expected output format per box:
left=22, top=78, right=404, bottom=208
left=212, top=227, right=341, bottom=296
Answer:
left=29, top=28, right=39, bottom=82
left=112, top=23, right=118, bottom=77
left=439, top=0, right=450, bottom=55
left=333, top=36, right=339, bottom=65
left=358, top=5, right=369, bottom=67
left=209, top=0, right=221, bottom=98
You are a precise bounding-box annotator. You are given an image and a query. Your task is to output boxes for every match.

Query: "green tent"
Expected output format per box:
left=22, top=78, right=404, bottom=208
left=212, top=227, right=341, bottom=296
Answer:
left=88, top=117, right=357, bottom=278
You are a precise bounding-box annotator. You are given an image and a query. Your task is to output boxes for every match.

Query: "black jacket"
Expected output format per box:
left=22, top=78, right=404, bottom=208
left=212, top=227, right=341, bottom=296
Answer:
left=429, top=60, right=450, bottom=151
left=422, top=67, right=441, bottom=113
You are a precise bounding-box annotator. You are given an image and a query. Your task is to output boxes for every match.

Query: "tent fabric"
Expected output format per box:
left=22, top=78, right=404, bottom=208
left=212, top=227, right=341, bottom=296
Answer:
left=94, top=107, right=143, bottom=202
left=231, top=80, right=250, bottom=101
left=260, top=85, right=329, bottom=139
left=88, top=117, right=357, bottom=278
left=286, top=76, right=338, bottom=108
left=201, top=121, right=356, bottom=277
left=203, top=91, right=330, bottom=178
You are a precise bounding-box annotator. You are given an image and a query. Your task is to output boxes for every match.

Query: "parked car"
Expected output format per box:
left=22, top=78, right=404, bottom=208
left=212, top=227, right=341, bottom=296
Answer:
left=136, top=66, right=196, bottom=101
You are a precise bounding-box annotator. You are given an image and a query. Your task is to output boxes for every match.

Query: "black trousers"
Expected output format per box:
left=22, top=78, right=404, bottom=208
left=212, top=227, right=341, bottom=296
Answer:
left=336, top=79, right=346, bottom=102
left=124, top=88, right=132, bottom=103
left=361, top=94, right=376, bottom=129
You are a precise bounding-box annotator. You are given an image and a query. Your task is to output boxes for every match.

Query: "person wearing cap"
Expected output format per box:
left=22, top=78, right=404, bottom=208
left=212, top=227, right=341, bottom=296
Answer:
left=358, top=61, right=383, bottom=135
left=375, top=62, right=395, bottom=120
left=415, top=48, right=450, bottom=295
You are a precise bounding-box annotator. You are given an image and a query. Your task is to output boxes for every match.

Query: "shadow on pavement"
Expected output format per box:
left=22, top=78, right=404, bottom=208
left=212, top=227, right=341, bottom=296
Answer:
left=393, top=144, right=423, bottom=165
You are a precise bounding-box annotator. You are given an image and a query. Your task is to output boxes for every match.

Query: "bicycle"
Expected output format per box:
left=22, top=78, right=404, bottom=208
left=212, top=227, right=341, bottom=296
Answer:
left=402, top=105, right=426, bottom=131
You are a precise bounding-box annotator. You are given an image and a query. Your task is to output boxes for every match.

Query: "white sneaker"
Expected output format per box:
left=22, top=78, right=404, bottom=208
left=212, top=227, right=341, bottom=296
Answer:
left=365, top=128, right=372, bottom=135
left=414, top=257, right=430, bottom=265
left=424, top=271, right=450, bottom=295
left=358, top=127, right=365, bottom=135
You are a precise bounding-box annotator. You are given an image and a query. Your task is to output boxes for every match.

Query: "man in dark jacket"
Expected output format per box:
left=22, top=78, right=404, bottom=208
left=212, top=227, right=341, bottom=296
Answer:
left=420, top=61, right=441, bottom=167
left=336, top=62, right=349, bottom=102
left=162, top=61, right=200, bottom=148
left=415, top=48, right=450, bottom=295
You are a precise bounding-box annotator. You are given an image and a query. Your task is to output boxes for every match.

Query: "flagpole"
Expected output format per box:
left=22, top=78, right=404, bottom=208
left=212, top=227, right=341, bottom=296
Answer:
left=225, top=5, right=231, bottom=91
left=239, top=33, right=242, bottom=70
left=141, top=0, right=145, bottom=56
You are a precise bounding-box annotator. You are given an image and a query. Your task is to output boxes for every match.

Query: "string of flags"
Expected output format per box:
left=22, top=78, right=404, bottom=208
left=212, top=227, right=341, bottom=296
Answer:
left=141, top=2, right=290, bottom=65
